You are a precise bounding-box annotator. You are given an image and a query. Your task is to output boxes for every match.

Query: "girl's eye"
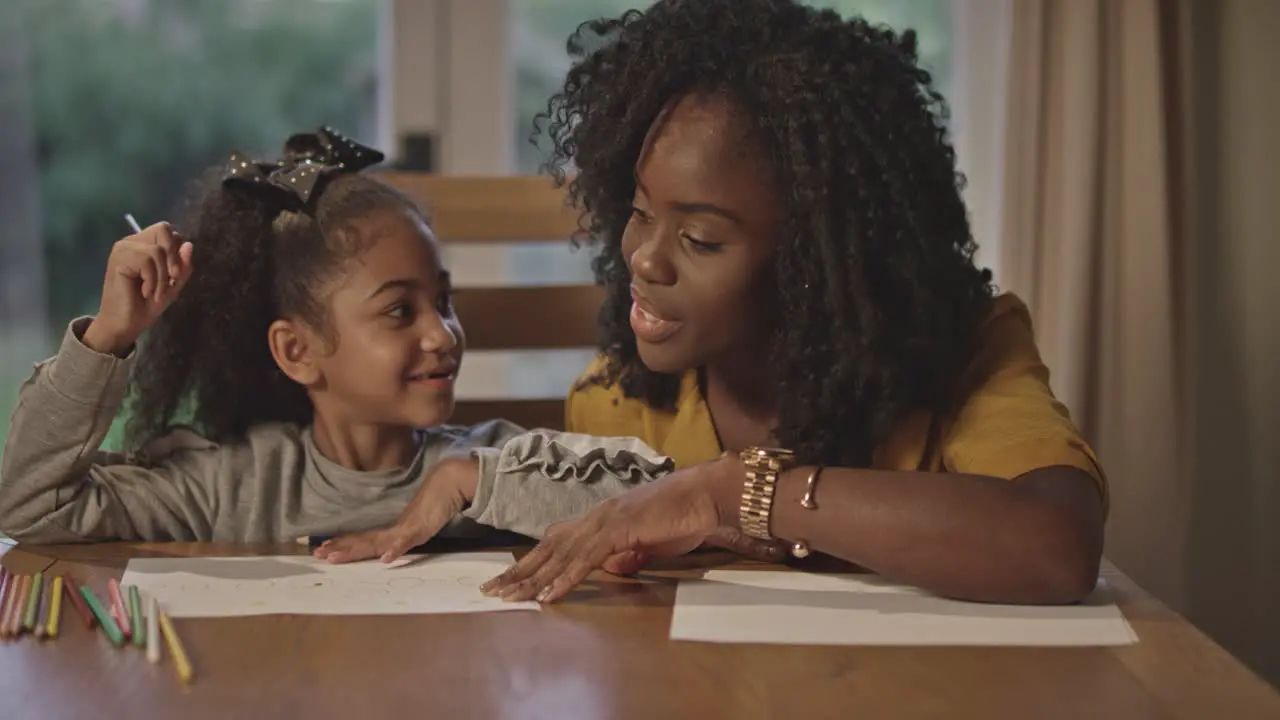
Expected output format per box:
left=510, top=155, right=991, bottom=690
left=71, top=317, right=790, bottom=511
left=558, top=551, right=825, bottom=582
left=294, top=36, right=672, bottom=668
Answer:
left=681, top=233, right=722, bottom=253
left=630, top=206, right=653, bottom=223
left=386, top=302, right=414, bottom=321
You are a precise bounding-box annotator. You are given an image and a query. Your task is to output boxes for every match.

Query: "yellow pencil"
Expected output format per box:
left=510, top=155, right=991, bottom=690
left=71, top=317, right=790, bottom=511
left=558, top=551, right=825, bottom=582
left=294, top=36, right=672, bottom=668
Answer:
left=46, top=576, right=63, bottom=639
left=157, top=610, right=193, bottom=684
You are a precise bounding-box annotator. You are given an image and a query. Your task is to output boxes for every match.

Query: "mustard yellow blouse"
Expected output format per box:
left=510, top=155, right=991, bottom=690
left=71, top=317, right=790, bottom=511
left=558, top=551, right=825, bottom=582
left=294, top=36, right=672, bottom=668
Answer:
left=565, top=293, right=1108, bottom=513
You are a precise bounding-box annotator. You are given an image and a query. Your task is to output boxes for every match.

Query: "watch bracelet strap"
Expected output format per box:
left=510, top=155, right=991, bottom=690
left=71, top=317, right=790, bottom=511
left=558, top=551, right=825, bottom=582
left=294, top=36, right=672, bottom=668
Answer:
left=740, top=464, right=781, bottom=541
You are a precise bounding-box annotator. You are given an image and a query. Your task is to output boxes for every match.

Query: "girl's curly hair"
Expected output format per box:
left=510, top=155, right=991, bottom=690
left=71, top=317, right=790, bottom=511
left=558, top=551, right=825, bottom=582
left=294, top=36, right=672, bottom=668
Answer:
left=123, top=170, right=422, bottom=450
left=539, top=0, right=995, bottom=467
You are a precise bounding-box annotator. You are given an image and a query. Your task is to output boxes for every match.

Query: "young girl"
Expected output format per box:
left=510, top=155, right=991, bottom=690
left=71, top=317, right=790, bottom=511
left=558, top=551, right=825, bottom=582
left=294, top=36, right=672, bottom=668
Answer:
left=469, top=0, right=1108, bottom=605
left=0, top=127, right=673, bottom=556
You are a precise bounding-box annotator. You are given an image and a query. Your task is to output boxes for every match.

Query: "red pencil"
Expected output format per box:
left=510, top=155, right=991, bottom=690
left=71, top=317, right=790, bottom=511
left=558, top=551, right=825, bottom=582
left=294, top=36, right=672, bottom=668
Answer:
left=108, top=579, right=132, bottom=638
left=61, top=576, right=96, bottom=629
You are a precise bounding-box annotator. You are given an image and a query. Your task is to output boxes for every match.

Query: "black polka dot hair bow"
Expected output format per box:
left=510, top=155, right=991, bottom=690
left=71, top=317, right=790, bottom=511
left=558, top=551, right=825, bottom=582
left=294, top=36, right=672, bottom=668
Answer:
left=221, top=126, right=385, bottom=205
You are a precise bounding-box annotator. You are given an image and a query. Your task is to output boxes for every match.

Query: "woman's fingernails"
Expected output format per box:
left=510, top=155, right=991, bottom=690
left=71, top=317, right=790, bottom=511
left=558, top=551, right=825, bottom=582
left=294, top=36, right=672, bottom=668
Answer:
left=536, top=587, right=552, bottom=603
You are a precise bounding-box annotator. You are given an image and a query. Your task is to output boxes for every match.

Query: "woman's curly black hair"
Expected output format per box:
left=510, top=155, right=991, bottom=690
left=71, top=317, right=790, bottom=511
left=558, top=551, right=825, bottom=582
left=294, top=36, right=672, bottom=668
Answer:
left=123, top=170, right=422, bottom=450
left=539, top=0, right=996, bottom=468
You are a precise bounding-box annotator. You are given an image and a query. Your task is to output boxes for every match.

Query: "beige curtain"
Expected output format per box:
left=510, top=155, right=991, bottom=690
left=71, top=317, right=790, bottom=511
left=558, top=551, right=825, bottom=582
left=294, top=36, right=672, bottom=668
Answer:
left=999, top=0, right=1280, bottom=685
left=997, top=0, right=1193, bottom=609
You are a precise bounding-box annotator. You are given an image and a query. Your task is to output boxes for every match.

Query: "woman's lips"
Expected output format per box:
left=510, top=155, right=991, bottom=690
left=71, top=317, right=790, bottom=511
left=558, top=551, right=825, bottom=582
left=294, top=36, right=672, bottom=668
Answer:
left=629, top=290, right=683, bottom=344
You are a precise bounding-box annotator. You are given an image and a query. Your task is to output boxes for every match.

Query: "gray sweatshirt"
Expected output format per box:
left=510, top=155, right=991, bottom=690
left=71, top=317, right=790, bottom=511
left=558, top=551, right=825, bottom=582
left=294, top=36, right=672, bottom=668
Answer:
left=0, top=318, right=674, bottom=544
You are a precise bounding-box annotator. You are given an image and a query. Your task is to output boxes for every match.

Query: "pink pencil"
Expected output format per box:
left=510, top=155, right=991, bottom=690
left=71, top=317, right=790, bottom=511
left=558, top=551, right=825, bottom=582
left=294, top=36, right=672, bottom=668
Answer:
left=108, top=579, right=133, bottom=638
left=0, top=569, right=11, bottom=639
left=8, top=575, right=30, bottom=636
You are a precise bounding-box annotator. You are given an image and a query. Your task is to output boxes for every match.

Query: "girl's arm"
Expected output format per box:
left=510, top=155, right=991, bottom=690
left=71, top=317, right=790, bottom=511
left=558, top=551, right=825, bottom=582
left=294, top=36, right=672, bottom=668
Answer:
left=316, top=423, right=677, bottom=563
left=0, top=319, right=220, bottom=543
left=459, top=427, right=675, bottom=538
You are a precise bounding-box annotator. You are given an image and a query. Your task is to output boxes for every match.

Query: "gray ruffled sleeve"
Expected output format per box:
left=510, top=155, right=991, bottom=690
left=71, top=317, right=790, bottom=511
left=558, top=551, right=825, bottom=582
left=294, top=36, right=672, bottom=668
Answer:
left=459, top=430, right=674, bottom=538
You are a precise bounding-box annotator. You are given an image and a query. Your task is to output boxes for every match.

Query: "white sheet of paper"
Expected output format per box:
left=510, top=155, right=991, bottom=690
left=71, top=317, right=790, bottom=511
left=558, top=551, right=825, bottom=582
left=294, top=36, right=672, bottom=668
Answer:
left=119, top=553, right=538, bottom=617
left=670, top=570, right=1137, bottom=646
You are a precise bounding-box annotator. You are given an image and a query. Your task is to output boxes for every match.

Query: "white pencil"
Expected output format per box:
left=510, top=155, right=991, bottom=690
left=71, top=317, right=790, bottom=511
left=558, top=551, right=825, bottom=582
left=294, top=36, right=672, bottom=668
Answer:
left=146, top=594, right=161, bottom=664
left=125, top=213, right=178, bottom=288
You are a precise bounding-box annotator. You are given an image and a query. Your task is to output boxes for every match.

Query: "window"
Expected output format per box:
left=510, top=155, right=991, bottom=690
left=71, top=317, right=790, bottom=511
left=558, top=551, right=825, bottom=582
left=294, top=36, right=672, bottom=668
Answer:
left=0, top=0, right=381, bottom=456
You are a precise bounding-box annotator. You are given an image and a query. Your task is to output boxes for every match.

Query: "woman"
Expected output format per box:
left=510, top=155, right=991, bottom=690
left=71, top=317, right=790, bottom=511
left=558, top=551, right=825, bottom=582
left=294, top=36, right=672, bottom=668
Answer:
left=479, top=0, right=1106, bottom=606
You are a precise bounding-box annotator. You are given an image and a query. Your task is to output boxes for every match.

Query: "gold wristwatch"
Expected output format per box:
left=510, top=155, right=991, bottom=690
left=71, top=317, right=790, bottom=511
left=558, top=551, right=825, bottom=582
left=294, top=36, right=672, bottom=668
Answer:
left=738, top=446, right=797, bottom=541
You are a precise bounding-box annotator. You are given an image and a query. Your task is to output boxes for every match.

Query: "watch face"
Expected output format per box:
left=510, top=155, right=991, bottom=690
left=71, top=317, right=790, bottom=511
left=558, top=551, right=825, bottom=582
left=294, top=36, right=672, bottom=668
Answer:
left=741, top=446, right=796, bottom=463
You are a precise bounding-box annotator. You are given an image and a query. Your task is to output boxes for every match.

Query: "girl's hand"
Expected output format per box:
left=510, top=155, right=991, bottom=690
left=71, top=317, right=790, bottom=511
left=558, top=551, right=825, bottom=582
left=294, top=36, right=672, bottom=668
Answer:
left=314, top=458, right=479, bottom=564
left=83, top=222, right=194, bottom=356
left=479, top=459, right=743, bottom=604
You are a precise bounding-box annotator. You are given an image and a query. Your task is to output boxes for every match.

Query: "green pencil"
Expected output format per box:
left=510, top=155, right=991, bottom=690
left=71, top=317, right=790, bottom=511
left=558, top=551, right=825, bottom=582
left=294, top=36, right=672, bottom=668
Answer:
left=128, top=585, right=145, bottom=647
left=22, top=571, right=43, bottom=632
left=79, top=586, right=125, bottom=646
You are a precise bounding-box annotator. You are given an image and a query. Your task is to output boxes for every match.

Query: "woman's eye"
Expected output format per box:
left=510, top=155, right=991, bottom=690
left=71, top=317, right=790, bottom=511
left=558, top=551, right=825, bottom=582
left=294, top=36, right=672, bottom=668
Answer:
left=630, top=206, right=653, bottom=223
left=682, top=233, right=722, bottom=253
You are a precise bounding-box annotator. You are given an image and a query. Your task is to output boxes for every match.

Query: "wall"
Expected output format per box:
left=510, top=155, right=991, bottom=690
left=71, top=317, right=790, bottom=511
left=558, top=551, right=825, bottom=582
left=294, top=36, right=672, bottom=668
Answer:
left=1183, top=0, right=1280, bottom=686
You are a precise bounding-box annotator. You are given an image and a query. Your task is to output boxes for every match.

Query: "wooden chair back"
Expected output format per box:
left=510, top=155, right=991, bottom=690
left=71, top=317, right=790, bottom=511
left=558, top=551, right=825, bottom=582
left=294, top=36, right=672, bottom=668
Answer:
left=377, top=173, right=603, bottom=431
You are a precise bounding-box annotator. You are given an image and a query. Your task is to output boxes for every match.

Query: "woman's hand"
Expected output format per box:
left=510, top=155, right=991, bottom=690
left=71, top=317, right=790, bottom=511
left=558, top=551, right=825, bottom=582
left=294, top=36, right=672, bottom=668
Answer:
left=479, top=455, right=769, bottom=603
left=314, top=457, right=479, bottom=564
left=82, top=222, right=194, bottom=356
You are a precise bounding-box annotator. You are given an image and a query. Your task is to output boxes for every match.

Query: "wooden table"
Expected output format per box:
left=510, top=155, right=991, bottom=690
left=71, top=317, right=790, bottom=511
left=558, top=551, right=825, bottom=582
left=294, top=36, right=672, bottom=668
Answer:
left=2, top=542, right=1278, bottom=720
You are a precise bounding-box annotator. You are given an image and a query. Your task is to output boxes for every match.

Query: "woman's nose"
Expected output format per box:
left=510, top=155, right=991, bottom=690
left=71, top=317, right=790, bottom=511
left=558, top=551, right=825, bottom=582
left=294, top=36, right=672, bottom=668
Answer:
left=629, top=236, right=676, bottom=286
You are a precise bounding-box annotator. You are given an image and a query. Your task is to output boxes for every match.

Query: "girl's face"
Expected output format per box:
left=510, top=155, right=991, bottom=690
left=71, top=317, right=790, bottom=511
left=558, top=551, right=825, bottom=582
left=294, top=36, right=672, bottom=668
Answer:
left=622, top=92, right=783, bottom=375
left=303, top=208, right=465, bottom=429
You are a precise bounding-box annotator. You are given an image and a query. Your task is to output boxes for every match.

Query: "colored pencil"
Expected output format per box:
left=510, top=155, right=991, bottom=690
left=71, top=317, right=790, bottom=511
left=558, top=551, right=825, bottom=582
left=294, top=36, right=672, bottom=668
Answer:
left=146, top=594, right=161, bottom=664
left=34, top=575, right=51, bottom=638
left=0, top=569, right=11, bottom=639
left=10, top=575, right=31, bottom=636
left=128, top=585, right=145, bottom=647
left=79, top=586, right=124, bottom=646
left=0, top=574, right=20, bottom=638
left=46, top=576, right=63, bottom=639
left=61, top=576, right=96, bottom=629
left=22, top=571, right=43, bottom=633
left=158, top=609, right=193, bottom=683
left=108, top=579, right=132, bottom=638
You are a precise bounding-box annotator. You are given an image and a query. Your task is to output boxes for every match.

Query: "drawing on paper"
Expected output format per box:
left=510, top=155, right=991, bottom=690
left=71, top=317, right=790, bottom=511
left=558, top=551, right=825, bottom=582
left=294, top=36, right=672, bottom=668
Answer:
left=119, top=552, right=540, bottom=618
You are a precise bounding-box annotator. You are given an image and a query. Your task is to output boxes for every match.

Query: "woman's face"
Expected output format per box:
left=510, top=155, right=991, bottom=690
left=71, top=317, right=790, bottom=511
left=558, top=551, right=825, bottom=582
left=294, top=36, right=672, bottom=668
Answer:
left=621, top=92, right=784, bottom=375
